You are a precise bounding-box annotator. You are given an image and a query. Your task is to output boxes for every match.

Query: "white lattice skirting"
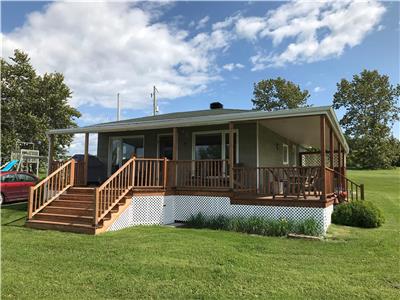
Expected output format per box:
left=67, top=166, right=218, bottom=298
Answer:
left=108, top=195, right=334, bottom=234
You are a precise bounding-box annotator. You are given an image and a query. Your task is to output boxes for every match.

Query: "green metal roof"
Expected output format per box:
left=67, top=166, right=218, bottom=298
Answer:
left=92, top=108, right=250, bottom=128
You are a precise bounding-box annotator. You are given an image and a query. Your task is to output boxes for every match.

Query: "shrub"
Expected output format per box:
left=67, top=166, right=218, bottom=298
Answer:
left=332, top=201, right=385, bottom=228
left=186, top=213, right=323, bottom=237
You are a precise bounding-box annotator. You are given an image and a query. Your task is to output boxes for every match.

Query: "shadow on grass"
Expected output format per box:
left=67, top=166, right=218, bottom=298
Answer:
left=1, top=202, right=27, bottom=227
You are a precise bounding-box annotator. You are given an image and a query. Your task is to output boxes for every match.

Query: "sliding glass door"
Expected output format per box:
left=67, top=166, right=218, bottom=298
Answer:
left=193, top=131, right=238, bottom=162
left=109, top=136, right=144, bottom=175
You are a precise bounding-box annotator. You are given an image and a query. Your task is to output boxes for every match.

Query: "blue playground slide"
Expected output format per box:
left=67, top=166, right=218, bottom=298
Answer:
left=1, top=160, right=19, bottom=172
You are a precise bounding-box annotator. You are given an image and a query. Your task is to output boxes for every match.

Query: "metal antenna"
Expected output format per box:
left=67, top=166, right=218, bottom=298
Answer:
left=151, top=86, right=159, bottom=116
left=117, top=93, right=121, bottom=121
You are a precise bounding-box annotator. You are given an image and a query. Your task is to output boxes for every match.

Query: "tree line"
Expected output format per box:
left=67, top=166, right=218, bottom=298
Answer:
left=1, top=50, right=399, bottom=169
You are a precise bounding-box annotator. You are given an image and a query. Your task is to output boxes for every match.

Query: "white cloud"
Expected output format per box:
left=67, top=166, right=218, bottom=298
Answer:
left=2, top=2, right=221, bottom=109
left=247, top=0, right=386, bottom=69
left=68, top=133, right=98, bottom=156
left=196, top=16, right=210, bottom=30
left=235, top=16, right=265, bottom=40
left=222, top=63, right=245, bottom=71
left=313, top=86, right=325, bottom=93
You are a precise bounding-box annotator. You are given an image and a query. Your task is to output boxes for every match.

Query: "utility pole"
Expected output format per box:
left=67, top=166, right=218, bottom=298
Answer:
left=116, top=93, right=121, bottom=121
left=151, top=86, right=159, bottom=116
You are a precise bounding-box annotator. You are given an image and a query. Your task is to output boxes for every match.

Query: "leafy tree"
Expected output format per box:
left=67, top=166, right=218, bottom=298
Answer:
left=1, top=50, right=81, bottom=162
left=333, top=70, right=400, bottom=169
left=252, top=77, right=310, bottom=111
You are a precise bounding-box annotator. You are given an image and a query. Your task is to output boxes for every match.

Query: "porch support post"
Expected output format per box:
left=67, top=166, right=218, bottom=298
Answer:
left=172, top=127, right=178, bottom=187
left=329, top=127, right=334, bottom=169
left=47, top=134, right=55, bottom=175
left=338, top=142, right=342, bottom=189
left=343, top=151, right=347, bottom=189
left=84, top=133, right=89, bottom=186
left=229, top=122, right=234, bottom=189
left=172, top=127, right=178, bottom=160
left=320, top=115, right=326, bottom=200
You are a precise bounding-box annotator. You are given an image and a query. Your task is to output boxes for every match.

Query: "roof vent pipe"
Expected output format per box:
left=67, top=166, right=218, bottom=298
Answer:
left=210, top=102, right=223, bottom=109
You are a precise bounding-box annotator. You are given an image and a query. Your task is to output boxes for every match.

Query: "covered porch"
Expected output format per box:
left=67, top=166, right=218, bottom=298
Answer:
left=26, top=108, right=364, bottom=234
left=45, top=113, right=360, bottom=202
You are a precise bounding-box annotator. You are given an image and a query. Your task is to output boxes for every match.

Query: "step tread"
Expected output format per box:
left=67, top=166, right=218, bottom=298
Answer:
left=27, top=219, right=95, bottom=228
left=36, top=212, right=93, bottom=220
left=46, top=206, right=94, bottom=211
left=56, top=198, right=93, bottom=203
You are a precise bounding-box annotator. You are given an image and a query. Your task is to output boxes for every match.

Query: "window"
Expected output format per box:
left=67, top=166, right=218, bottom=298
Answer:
left=158, top=135, right=173, bottom=159
left=17, top=174, right=36, bottom=182
left=0, top=174, right=16, bottom=182
left=192, top=130, right=238, bottom=162
left=195, top=133, right=222, bottom=160
left=283, top=144, right=289, bottom=165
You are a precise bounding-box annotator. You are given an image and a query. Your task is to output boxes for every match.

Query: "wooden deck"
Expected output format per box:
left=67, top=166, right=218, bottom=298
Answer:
left=26, top=158, right=363, bottom=234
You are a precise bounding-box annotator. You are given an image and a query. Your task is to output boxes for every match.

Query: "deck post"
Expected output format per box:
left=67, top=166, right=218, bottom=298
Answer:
left=173, top=128, right=178, bottom=187
left=94, top=187, right=99, bottom=227
left=70, top=159, right=75, bottom=187
left=163, top=157, right=168, bottom=189
left=229, top=122, right=234, bottom=189
left=360, top=184, right=365, bottom=200
left=131, top=155, right=136, bottom=187
left=28, top=186, right=34, bottom=220
left=329, top=127, right=334, bottom=169
left=84, top=133, right=89, bottom=186
left=343, top=151, right=347, bottom=190
left=47, top=134, right=55, bottom=175
left=320, top=115, right=326, bottom=200
left=338, top=143, right=342, bottom=190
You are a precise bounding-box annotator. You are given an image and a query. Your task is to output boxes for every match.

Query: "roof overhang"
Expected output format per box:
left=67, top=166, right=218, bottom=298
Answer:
left=48, top=106, right=349, bottom=153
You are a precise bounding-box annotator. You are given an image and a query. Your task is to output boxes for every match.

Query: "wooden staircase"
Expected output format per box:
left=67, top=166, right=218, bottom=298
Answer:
left=26, top=187, right=130, bottom=234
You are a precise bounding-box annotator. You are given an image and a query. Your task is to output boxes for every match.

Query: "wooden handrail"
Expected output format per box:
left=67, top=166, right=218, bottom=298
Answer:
left=28, top=159, right=75, bottom=219
left=51, top=159, right=85, bottom=186
left=167, top=160, right=230, bottom=190
left=233, top=166, right=322, bottom=199
left=326, top=167, right=364, bottom=201
left=94, top=157, right=136, bottom=226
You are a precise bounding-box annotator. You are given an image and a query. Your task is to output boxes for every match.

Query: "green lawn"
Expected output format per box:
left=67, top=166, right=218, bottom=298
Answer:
left=1, top=169, right=399, bottom=299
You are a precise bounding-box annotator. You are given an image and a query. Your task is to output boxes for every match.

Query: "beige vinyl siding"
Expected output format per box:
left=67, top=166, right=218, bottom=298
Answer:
left=258, top=123, right=299, bottom=167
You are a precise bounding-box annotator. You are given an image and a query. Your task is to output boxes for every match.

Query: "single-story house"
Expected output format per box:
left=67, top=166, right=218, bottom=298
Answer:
left=26, top=103, right=364, bottom=234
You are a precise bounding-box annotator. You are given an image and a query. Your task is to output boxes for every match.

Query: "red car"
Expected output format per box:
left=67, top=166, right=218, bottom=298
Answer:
left=0, top=171, right=39, bottom=204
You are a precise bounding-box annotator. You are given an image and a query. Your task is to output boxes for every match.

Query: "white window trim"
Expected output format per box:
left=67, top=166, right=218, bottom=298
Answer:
left=156, top=133, right=173, bottom=159
left=107, top=135, right=145, bottom=176
left=283, top=143, right=289, bottom=165
left=191, top=129, right=239, bottom=163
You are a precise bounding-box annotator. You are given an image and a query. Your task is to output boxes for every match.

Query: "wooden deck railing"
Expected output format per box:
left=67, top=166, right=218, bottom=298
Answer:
left=326, top=167, right=364, bottom=201
left=167, top=160, right=230, bottom=190
left=134, top=158, right=167, bottom=189
left=233, top=166, right=322, bottom=199
left=28, top=159, right=75, bottom=219
left=51, top=160, right=85, bottom=186
left=94, top=157, right=136, bottom=227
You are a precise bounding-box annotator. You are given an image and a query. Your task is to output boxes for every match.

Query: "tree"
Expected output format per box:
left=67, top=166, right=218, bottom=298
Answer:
left=333, top=70, right=400, bottom=169
left=251, top=77, right=310, bottom=111
left=1, top=50, right=81, bottom=162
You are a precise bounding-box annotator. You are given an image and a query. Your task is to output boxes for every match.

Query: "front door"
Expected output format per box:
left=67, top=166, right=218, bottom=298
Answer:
left=109, top=136, right=144, bottom=175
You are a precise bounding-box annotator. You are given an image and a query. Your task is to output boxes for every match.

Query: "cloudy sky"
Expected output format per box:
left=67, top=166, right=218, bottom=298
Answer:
left=2, top=1, right=399, bottom=154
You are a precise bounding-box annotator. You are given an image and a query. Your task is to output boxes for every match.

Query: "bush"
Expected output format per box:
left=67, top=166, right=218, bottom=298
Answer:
left=186, top=213, right=323, bottom=237
left=332, top=201, right=385, bottom=228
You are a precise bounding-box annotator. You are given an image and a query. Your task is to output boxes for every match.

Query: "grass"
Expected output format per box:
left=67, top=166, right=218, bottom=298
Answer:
left=1, top=169, right=399, bottom=299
